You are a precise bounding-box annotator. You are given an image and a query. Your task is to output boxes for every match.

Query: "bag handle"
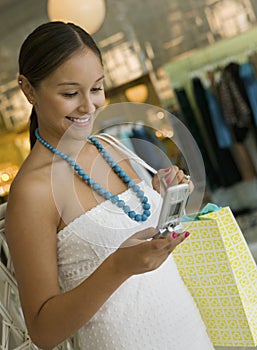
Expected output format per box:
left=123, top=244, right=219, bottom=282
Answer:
left=94, top=133, right=158, bottom=175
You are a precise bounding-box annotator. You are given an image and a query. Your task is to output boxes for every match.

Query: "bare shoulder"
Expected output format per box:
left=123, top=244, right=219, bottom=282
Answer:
left=10, top=166, right=53, bottom=201
left=6, top=165, right=60, bottom=243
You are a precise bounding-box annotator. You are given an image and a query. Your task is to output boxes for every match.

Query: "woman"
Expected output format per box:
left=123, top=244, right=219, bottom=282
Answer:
left=6, top=22, right=214, bottom=350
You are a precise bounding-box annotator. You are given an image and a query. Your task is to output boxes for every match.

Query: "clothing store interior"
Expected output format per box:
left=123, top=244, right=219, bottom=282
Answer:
left=2, top=0, right=257, bottom=257
left=1, top=1, right=257, bottom=348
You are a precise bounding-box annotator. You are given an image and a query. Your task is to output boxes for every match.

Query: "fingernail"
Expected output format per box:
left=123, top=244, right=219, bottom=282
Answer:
left=166, top=178, right=171, bottom=185
left=164, top=168, right=170, bottom=173
left=184, top=231, right=190, bottom=238
left=172, top=232, right=178, bottom=239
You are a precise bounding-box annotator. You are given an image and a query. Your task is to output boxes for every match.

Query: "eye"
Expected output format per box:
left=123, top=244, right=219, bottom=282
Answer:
left=91, top=87, right=104, bottom=92
left=62, top=92, right=78, bottom=98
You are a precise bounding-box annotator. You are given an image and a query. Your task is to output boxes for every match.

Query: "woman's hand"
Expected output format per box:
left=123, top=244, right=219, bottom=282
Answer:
left=152, top=165, right=194, bottom=196
left=110, top=227, right=189, bottom=277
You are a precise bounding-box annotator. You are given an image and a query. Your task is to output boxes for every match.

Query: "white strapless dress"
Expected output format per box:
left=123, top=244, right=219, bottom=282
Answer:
left=57, top=181, right=214, bottom=350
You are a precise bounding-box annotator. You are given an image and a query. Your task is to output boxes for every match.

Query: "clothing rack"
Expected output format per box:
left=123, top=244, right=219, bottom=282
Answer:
left=187, top=47, right=257, bottom=80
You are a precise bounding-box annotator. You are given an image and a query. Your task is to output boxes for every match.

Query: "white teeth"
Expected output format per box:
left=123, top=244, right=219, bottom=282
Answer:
left=68, top=116, right=91, bottom=123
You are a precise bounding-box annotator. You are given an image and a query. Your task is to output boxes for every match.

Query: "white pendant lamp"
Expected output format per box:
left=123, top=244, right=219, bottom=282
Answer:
left=47, top=0, right=106, bottom=34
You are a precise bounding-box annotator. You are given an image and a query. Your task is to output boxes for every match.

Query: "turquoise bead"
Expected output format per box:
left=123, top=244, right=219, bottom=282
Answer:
left=141, top=214, right=147, bottom=221
left=132, top=184, right=140, bottom=192
left=119, top=170, right=126, bottom=178
left=82, top=174, right=89, bottom=181
left=128, top=211, right=136, bottom=218
left=93, top=183, right=100, bottom=190
left=98, top=188, right=106, bottom=195
left=135, top=214, right=142, bottom=221
left=137, top=190, right=144, bottom=198
left=123, top=205, right=130, bottom=213
left=113, top=165, right=121, bottom=173
left=111, top=195, right=119, bottom=203
left=117, top=200, right=125, bottom=208
left=123, top=176, right=130, bottom=183
left=88, top=178, right=94, bottom=185
left=78, top=169, right=85, bottom=176
left=142, top=197, right=148, bottom=204
left=105, top=192, right=112, bottom=200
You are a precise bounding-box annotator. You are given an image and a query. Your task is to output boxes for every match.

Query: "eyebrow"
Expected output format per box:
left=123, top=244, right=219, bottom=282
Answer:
left=57, top=75, right=104, bottom=86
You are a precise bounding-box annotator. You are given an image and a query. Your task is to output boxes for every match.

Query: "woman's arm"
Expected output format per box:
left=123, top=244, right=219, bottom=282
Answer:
left=6, top=178, right=128, bottom=349
left=6, top=176, right=186, bottom=349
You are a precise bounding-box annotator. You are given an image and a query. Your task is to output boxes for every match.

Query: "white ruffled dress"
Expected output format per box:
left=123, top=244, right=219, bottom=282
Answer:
left=57, top=179, right=215, bottom=350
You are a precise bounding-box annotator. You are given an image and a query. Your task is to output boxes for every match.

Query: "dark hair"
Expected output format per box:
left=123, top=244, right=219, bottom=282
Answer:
left=18, top=21, right=103, bottom=148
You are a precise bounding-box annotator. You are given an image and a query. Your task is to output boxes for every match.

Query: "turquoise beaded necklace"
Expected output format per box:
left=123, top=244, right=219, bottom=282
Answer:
left=35, top=128, right=151, bottom=222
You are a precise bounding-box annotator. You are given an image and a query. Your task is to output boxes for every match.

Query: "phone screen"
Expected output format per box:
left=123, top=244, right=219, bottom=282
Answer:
left=168, top=201, right=182, bottom=219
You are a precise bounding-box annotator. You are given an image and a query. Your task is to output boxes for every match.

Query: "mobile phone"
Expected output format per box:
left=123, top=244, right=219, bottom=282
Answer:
left=153, top=183, right=190, bottom=239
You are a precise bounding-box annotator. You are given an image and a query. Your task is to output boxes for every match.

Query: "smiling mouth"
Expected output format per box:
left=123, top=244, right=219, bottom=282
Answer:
left=66, top=115, right=91, bottom=124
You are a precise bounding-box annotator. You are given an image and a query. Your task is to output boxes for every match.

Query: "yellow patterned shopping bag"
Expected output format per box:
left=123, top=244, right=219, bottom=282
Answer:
left=173, top=206, right=257, bottom=347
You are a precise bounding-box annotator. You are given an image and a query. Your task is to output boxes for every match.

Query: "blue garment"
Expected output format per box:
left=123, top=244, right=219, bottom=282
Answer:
left=205, top=89, right=232, bottom=149
left=119, top=130, right=154, bottom=185
left=118, top=130, right=136, bottom=152
left=131, top=127, right=171, bottom=170
left=239, top=62, right=257, bottom=126
left=182, top=202, right=221, bottom=222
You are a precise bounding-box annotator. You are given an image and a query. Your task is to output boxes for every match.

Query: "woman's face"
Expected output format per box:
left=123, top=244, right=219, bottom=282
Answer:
left=34, top=48, right=105, bottom=140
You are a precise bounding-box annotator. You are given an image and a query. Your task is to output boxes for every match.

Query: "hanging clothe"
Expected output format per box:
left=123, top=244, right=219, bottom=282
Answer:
left=239, top=62, right=257, bottom=127
left=248, top=51, right=257, bottom=79
left=192, top=77, right=242, bottom=187
left=218, top=62, right=251, bottom=142
left=205, top=89, right=232, bottom=149
left=174, top=87, right=223, bottom=190
left=217, top=62, right=257, bottom=180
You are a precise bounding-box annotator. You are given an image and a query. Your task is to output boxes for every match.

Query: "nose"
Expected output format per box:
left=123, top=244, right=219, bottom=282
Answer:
left=77, top=94, right=95, bottom=115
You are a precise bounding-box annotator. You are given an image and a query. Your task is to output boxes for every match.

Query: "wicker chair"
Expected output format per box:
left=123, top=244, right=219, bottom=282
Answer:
left=0, top=202, right=78, bottom=350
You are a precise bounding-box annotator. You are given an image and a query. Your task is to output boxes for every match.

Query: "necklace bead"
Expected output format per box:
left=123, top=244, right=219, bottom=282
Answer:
left=35, top=129, right=151, bottom=222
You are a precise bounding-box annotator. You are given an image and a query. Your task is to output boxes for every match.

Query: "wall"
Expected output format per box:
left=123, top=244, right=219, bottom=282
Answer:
left=165, top=25, right=257, bottom=90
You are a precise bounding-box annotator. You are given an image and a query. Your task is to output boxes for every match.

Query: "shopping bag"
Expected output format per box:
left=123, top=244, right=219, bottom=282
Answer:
left=172, top=206, right=257, bottom=347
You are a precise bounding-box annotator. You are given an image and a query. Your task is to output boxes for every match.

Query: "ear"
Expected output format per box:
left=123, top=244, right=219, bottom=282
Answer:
left=18, top=74, right=36, bottom=105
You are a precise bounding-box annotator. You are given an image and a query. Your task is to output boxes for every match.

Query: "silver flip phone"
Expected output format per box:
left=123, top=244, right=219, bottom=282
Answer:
left=154, top=183, right=190, bottom=239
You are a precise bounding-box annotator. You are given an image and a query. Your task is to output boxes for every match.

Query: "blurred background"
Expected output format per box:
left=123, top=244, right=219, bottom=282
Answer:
left=0, top=0, right=257, bottom=258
